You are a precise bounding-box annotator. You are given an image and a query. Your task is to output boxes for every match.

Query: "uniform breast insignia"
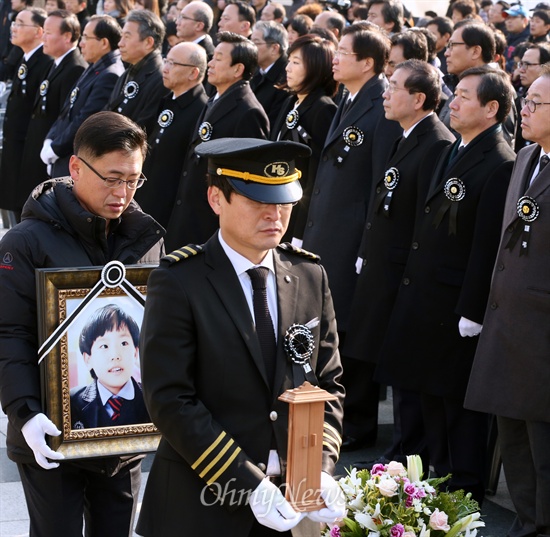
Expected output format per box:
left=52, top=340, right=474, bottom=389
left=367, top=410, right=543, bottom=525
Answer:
left=286, top=109, right=299, bottom=130
left=278, top=243, right=320, bottom=263
left=117, top=81, right=139, bottom=112
left=155, top=109, right=174, bottom=144
left=162, top=244, right=204, bottom=265
left=506, top=196, right=540, bottom=256
left=69, top=87, right=79, bottom=107
left=198, top=121, right=213, bottom=141
left=433, top=178, right=466, bottom=235
left=284, top=320, right=319, bottom=386
left=376, top=167, right=400, bottom=216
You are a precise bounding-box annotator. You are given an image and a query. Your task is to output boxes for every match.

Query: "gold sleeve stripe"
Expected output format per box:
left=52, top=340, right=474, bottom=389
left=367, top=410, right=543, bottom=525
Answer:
left=191, top=431, right=226, bottom=470
left=199, top=438, right=235, bottom=479
left=324, top=422, right=342, bottom=445
left=207, top=446, right=242, bottom=485
left=323, top=440, right=339, bottom=457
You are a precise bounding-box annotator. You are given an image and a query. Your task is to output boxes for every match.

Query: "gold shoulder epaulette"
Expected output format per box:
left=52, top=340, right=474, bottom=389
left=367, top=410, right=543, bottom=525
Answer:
left=278, top=242, right=320, bottom=263
left=161, top=244, right=204, bottom=265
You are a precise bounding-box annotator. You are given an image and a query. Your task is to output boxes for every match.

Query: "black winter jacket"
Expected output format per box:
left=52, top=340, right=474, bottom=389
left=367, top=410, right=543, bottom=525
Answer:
left=0, top=177, right=164, bottom=466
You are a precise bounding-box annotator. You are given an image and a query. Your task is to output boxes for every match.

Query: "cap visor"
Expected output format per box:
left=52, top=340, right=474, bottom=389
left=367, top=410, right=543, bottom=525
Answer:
left=229, top=178, right=303, bottom=204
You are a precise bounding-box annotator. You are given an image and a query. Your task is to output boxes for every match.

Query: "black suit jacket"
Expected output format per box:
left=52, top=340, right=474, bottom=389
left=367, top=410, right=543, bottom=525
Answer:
left=48, top=50, right=125, bottom=177
left=0, top=46, right=53, bottom=211
left=345, top=114, right=455, bottom=362
left=19, top=48, right=87, bottom=198
left=165, top=80, right=269, bottom=250
left=250, top=54, right=288, bottom=128
left=301, top=75, right=402, bottom=331
left=271, top=89, right=337, bottom=240
left=105, top=50, right=169, bottom=135
left=70, top=377, right=150, bottom=429
left=377, top=125, right=515, bottom=398
left=137, top=84, right=208, bottom=228
left=136, top=235, right=344, bottom=536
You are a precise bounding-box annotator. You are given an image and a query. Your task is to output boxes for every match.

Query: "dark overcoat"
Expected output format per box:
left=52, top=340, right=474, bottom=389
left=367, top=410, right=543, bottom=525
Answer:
left=345, top=114, right=455, bottom=362
left=465, top=143, right=550, bottom=422
left=376, top=125, right=515, bottom=399
left=0, top=46, right=53, bottom=211
left=137, top=84, right=208, bottom=228
left=19, top=48, right=87, bottom=200
left=271, top=89, right=337, bottom=241
left=136, top=235, right=344, bottom=536
left=301, top=74, right=402, bottom=331
left=48, top=49, right=125, bottom=177
left=104, top=50, right=168, bottom=135
left=164, top=80, right=269, bottom=251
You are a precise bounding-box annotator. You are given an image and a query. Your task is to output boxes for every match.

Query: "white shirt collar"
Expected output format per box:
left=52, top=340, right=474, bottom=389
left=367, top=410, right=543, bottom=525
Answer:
left=24, top=43, right=43, bottom=62
left=98, top=378, right=135, bottom=405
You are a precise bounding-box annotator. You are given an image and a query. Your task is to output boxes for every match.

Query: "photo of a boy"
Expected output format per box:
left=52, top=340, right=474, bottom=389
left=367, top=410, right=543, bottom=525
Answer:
left=70, top=304, right=151, bottom=429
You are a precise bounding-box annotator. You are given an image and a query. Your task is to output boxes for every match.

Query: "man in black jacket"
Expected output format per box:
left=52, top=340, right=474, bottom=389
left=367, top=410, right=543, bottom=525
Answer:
left=104, top=9, right=169, bottom=135
left=0, top=111, right=165, bottom=537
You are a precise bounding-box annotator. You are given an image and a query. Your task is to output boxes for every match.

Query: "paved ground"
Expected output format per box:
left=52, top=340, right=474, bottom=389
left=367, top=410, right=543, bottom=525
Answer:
left=0, top=217, right=515, bottom=536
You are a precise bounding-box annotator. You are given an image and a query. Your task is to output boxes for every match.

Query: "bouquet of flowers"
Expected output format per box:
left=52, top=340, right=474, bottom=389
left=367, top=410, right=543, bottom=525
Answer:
left=324, top=455, right=484, bottom=537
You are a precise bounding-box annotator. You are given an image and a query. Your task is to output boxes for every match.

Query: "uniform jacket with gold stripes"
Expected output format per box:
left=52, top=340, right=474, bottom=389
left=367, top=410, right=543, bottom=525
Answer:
left=137, top=233, right=344, bottom=536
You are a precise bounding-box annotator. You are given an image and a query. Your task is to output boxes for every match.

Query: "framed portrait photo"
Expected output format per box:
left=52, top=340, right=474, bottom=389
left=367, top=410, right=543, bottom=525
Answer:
left=36, top=261, right=160, bottom=460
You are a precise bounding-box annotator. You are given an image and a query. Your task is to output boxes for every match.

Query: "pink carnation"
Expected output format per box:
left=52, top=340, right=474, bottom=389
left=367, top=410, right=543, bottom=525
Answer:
left=371, top=463, right=386, bottom=476
left=391, top=523, right=405, bottom=537
left=330, top=526, right=342, bottom=537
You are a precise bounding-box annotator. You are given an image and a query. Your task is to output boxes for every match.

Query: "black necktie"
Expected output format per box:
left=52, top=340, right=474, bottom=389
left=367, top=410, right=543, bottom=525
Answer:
left=247, top=267, right=277, bottom=387
left=341, top=97, right=353, bottom=117
left=539, top=154, right=549, bottom=176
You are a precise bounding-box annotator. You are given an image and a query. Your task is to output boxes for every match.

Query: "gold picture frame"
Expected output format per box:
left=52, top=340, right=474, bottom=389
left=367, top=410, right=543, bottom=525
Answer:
left=36, top=262, right=160, bottom=459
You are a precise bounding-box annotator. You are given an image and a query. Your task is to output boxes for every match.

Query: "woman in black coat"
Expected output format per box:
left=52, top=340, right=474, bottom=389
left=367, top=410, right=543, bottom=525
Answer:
left=271, top=34, right=337, bottom=242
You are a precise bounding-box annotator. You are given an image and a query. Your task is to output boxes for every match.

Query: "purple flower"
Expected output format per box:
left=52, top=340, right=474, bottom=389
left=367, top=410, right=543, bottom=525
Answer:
left=371, top=463, right=386, bottom=476
left=330, top=526, right=342, bottom=537
left=391, top=523, right=405, bottom=537
left=414, top=488, right=427, bottom=499
left=404, top=483, right=417, bottom=496
left=405, top=495, right=413, bottom=508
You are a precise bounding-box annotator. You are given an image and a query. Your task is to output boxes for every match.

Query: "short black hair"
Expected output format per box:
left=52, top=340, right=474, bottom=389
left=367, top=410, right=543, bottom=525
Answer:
left=26, top=7, right=48, bottom=27
left=216, top=31, right=258, bottom=80
left=74, top=111, right=148, bottom=161
left=89, top=14, right=122, bottom=50
left=366, top=0, right=404, bottom=32
left=226, top=0, right=256, bottom=27
left=287, top=14, right=313, bottom=37
left=391, top=30, right=428, bottom=62
left=526, top=42, right=550, bottom=66
left=426, top=16, right=453, bottom=37
left=342, top=21, right=391, bottom=75
left=459, top=65, right=513, bottom=123
left=460, top=22, right=496, bottom=64
left=48, top=10, right=81, bottom=43
left=398, top=59, right=441, bottom=111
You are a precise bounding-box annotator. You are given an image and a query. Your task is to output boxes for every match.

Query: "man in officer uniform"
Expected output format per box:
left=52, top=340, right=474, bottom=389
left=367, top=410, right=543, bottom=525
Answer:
left=137, top=138, right=345, bottom=537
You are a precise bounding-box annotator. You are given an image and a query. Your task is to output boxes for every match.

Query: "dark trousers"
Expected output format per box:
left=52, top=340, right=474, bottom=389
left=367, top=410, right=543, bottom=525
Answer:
left=18, top=458, right=142, bottom=537
left=384, top=387, right=428, bottom=467
left=420, top=393, right=488, bottom=504
left=497, top=416, right=550, bottom=537
left=249, top=522, right=292, bottom=536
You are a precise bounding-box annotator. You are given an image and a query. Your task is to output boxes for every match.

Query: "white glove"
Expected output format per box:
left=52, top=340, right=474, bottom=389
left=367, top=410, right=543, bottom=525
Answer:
left=355, top=257, right=363, bottom=274
left=307, top=472, right=346, bottom=523
left=291, top=237, right=303, bottom=248
left=21, top=413, right=64, bottom=470
left=458, top=317, right=483, bottom=337
left=249, top=478, right=304, bottom=531
left=40, top=139, right=59, bottom=165
left=46, top=164, right=52, bottom=177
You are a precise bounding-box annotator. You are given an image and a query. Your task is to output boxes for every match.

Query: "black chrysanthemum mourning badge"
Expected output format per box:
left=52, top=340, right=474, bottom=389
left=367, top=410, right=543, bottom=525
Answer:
left=18, top=64, right=28, bottom=80
left=284, top=319, right=319, bottom=385
left=158, top=109, right=174, bottom=128
left=343, top=126, right=364, bottom=147
left=198, top=121, right=213, bottom=141
left=384, top=167, right=399, bottom=191
left=286, top=109, right=299, bottom=130
left=517, top=196, right=539, bottom=223
left=123, top=81, right=139, bottom=99
left=444, top=178, right=466, bottom=202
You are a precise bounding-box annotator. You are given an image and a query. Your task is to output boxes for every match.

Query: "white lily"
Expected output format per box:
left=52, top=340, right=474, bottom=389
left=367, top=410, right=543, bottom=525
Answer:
left=406, top=455, right=424, bottom=482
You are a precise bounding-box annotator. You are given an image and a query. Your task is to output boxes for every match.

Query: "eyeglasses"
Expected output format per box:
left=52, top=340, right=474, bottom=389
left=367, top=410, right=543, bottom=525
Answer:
left=387, top=84, right=410, bottom=94
left=521, top=97, right=550, bottom=113
left=80, top=34, right=102, bottom=41
left=518, top=61, right=541, bottom=69
left=176, top=14, right=198, bottom=21
left=163, top=58, right=198, bottom=68
left=446, top=41, right=467, bottom=50
left=11, top=21, right=38, bottom=28
left=79, top=157, right=147, bottom=190
left=335, top=49, right=358, bottom=56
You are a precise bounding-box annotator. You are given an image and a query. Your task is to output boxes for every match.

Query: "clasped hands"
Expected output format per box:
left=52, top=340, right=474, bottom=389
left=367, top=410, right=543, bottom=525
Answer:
left=249, top=472, right=345, bottom=531
left=21, top=413, right=64, bottom=470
